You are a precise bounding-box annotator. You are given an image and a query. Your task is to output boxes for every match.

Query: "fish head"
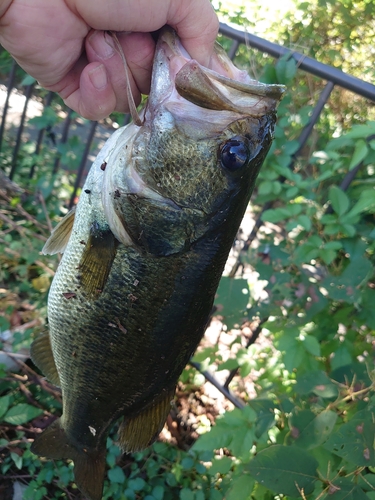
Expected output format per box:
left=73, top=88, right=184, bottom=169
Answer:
left=103, top=27, right=285, bottom=255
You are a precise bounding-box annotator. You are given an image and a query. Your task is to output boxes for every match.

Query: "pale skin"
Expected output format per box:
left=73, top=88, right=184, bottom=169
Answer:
left=0, top=0, right=219, bottom=120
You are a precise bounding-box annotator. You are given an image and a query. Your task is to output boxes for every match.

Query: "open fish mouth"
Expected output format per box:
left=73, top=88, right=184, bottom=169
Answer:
left=147, top=27, right=285, bottom=123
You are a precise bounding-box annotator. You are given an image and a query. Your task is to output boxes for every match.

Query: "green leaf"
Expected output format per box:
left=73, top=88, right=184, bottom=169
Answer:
left=330, top=345, right=352, bottom=370
left=214, top=277, right=249, bottom=329
left=319, top=248, right=337, bottom=265
left=320, top=477, right=370, bottom=500
left=302, top=335, right=321, bottom=357
left=180, top=488, right=194, bottom=500
left=181, top=457, right=194, bottom=470
left=283, top=140, right=300, bottom=155
left=277, top=332, right=306, bottom=372
left=321, top=254, right=372, bottom=303
left=216, top=357, right=239, bottom=371
left=208, top=456, right=233, bottom=476
left=152, top=485, right=164, bottom=500
left=258, top=180, right=273, bottom=195
left=347, top=188, right=375, bottom=217
left=0, top=395, right=10, bottom=420
left=289, top=410, right=337, bottom=449
left=324, top=409, right=375, bottom=466
left=275, top=56, right=297, bottom=83
left=294, top=371, right=338, bottom=398
left=193, top=347, right=216, bottom=363
left=3, top=403, right=43, bottom=425
left=249, top=399, right=276, bottom=438
left=107, top=466, right=125, bottom=484
left=247, top=445, right=319, bottom=497
left=296, top=214, right=312, bottom=231
left=226, top=474, right=255, bottom=500
left=262, top=204, right=303, bottom=224
left=349, top=139, right=369, bottom=169
left=192, top=425, right=232, bottom=452
left=345, top=122, right=375, bottom=139
left=357, top=473, right=375, bottom=491
left=21, top=74, right=36, bottom=86
left=128, top=477, right=146, bottom=491
left=10, top=451, right=23, bottom=469
left=329, top=186, right=350, bottom=216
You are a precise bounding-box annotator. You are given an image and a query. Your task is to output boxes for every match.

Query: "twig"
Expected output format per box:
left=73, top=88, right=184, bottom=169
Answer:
left=0, top=190, right=49, bottom=232
left=0, top=351, right=29, bottom=361
left=0, top=209, right=47, bottom=242
left=4, top=354, right=62, bottom=402
left=327, top=384, right=373, bottom=411
left=0, top=239, right=55, bottom=276
left=224, top=317, right=268, bottom=389
left=4, top=474, right=33, bottom=479
left=0, top=438, right=33, bottom=449
left=38, top=190, right=53, bottom=233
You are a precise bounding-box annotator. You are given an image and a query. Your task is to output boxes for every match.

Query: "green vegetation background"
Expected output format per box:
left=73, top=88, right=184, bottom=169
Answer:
left=1, top=0, right=375, bottom=498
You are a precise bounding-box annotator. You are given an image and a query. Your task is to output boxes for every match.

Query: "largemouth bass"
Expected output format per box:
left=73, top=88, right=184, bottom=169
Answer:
left=30, top=27, right=284, bottom=500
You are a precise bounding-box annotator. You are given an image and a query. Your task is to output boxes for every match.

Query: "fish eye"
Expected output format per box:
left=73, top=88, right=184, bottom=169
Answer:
left=220, top=138, right=250, bottom=171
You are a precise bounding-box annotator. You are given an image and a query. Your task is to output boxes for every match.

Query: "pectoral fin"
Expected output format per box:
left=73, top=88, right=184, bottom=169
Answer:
left=42, top=207, right=76, bottom=255
left=118, top=389, right=175, bottom=452
left=30, top=331, right=60, bottom=386
left=79, top=222, right=118, bottom=298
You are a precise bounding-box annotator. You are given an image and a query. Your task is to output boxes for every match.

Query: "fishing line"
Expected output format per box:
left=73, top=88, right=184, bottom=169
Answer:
left=106, top=31, right=143, bottom=127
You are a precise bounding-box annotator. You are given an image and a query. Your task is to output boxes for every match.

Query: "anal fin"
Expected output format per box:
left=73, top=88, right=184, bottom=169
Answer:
left=42, top=207, right=76, bottom=255
left=30, top=331, right=60, bottom=386
left=119, top=388, right=175, bottom=453
left=79, top=222, right=117, bottom=298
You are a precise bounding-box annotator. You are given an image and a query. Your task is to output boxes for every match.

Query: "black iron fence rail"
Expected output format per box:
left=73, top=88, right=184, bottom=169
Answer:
left=219, top=23, right=375, bottom=101
left=1, top=22, right=374, bottom=409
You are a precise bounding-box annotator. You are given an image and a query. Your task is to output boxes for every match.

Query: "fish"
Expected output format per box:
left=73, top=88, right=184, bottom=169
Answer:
left=30, top=27, right=284, bottom=500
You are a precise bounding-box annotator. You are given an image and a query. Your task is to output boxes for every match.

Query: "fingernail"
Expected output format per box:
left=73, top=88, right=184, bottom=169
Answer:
left=89, top=64, right=108, bottom=90
left=89, top=31, right=115, bottom=59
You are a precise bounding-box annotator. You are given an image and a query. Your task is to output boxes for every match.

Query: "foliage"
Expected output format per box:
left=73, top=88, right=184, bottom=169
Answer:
left=1, top=1, right=375, bottom=499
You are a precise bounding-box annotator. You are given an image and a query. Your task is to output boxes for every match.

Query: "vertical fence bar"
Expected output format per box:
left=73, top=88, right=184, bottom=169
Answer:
left=0, top=60, right=17, bottom=154
left=288, top=81, right=335, bottom=166
left=29, top=92, right=54, bottom=179
left=9, top=82, right=35, bottom=179
left=233, top=80, right=336, bottom=260
left=68, top=120, right=97, bottom=208
left=227, top=39, right=240, bottom=61
left=53, top=108, right=73, bottom=175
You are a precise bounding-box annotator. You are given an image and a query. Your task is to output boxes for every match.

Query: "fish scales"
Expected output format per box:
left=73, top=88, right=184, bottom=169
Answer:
left=30, top=27, right=285, bottom=500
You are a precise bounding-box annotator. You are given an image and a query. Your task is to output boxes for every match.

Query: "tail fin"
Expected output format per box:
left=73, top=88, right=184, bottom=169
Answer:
left=31, top=418, right=106, bottom=500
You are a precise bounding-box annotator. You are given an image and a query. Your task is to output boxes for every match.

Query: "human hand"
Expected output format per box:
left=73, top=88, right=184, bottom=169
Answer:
left=0, top=0, right=218, bottom=120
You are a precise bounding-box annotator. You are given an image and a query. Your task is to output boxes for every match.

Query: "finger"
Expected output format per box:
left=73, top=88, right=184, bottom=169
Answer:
left=85, top=30, right=154, bottom=111
left=67, top=0, right=218, bottom=66
left=168, top=0, right=219, bottom=67
left=44, top=55, right=117, bottom=120
left=68, top=62, right=118, bottom=120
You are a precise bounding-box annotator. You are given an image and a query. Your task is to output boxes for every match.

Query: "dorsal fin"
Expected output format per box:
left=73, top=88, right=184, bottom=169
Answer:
left=42, top=207, right=76, bottom=255
left=78, top=222, right=118, bottom=298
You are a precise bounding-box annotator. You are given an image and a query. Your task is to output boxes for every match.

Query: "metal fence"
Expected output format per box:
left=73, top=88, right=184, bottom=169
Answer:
left=1, top=22, right=375, bottom=410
